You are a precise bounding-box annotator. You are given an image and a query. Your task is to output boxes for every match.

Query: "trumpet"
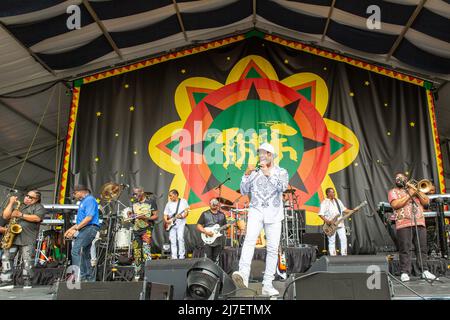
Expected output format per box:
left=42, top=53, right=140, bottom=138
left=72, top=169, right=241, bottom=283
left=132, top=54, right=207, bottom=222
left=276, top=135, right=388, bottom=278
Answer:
left=405, top=179, right=433, bottom=200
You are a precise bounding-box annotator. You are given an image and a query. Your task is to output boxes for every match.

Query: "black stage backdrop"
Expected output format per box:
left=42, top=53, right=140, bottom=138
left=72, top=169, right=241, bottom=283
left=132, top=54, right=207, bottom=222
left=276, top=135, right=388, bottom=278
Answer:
left=69, top=36, right=438, bottom=254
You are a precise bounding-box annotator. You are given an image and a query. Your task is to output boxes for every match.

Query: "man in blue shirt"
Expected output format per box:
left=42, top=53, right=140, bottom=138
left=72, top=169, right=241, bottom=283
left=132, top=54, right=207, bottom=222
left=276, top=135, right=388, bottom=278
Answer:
left=64, top=184, right=100, bottom=282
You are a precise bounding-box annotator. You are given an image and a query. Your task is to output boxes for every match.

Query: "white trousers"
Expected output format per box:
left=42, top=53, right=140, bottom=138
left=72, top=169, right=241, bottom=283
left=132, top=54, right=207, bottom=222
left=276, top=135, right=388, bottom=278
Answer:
left=238, top=213, right=282, bottom=287
left=169, top=223, right=186, bottom=259
left=328, top=227, right=347, bottom=256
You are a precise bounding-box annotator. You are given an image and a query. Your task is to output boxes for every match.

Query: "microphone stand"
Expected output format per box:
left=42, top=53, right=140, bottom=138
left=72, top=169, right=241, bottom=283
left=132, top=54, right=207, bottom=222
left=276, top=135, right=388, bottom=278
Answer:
left=214, top=176, right=231, bottom=200
left=403, top=185, right=433, bottom=284
left=433, top=197, right=448, bottom=258
left=214, top=176, right=231, bottom=246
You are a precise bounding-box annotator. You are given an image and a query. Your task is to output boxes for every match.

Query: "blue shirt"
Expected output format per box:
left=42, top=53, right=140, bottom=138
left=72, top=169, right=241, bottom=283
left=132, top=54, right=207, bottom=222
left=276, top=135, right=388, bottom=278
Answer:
left=77, top=194, right=100, bottom=226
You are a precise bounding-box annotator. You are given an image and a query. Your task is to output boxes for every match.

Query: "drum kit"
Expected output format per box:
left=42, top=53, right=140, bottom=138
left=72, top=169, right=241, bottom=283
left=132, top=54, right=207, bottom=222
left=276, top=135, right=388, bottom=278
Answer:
left=212, top=187, right=304, bottom=248
left=95, top=182, right=146, bottom=280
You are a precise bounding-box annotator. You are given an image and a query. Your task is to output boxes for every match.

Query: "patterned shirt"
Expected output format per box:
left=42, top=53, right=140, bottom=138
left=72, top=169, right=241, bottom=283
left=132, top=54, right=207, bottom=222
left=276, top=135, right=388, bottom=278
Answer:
left=132, top=198, right=157, bottom=231
left=388, top=187, right=425, bottom=230
left=240, top=165, right=289, bottom=223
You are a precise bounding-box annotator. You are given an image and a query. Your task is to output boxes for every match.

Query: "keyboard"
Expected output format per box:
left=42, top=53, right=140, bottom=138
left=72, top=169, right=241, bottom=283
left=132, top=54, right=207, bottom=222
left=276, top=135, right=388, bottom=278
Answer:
left=423, top=211, right=450, bottom=218
left=43, top=204, right=79, bottom=210
left=42, top=219, right=64, bottom=225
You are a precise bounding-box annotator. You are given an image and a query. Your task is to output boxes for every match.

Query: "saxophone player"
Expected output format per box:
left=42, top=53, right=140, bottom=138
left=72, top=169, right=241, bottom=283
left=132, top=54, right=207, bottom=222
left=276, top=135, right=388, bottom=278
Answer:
left=0, top=191, right=46, bottom=290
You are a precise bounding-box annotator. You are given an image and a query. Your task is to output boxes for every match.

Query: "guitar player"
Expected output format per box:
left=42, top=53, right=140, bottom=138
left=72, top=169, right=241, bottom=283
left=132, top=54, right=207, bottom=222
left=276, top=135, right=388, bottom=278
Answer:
left=163, top=189, right=189, bottom=259
left=196, top=198, right=227, bottom=264
left=318, top=187, right=353, bottom=256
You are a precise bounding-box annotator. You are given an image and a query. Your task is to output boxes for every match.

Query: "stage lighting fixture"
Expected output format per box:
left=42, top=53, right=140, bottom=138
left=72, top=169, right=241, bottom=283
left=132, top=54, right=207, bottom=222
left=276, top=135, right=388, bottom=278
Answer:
left=186, top=258, right=222, bottom=300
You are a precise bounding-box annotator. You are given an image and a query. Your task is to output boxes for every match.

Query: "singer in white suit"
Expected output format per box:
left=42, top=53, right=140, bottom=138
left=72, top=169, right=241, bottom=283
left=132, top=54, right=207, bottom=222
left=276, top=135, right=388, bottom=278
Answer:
left=232, top=143, right=289, bottom=296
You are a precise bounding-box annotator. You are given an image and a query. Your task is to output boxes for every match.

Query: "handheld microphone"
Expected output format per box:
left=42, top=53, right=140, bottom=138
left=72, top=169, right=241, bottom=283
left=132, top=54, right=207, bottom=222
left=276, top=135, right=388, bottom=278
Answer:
left=121, top=183, right=130, bottom=189
left=7, top=188, right=19, bottom=193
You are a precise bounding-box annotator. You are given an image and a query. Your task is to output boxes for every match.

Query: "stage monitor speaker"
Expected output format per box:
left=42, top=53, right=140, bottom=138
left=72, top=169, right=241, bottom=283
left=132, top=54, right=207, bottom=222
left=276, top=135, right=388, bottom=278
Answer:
left=142, top=282, right=174, bottom=300
left=307, top=255, right=389, bottom=274
left=55, top=281, right=144, bottom=300
left=288, top=272, right=391, bottom=300
left=302, top=233, right=326, bottom=253
left=144, top=258, right=235, bottom=300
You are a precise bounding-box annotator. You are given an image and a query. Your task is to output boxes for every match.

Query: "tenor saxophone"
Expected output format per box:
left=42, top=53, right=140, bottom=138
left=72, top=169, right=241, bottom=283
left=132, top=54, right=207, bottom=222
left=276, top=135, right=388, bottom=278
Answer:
left=1, top=200, right=23, bottom=249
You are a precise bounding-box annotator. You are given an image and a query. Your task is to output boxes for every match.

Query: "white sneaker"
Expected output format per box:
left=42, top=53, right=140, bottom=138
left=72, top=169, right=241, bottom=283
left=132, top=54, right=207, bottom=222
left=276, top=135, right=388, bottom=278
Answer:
left=0, top=283, right=14, bottom=290
left=262, top=285, right=279, bottom=296
left=400, top=273, right=410, bottom=282
left=422, top=270, right=437, bottom=281
left=231, top=271, right=248, bottom=289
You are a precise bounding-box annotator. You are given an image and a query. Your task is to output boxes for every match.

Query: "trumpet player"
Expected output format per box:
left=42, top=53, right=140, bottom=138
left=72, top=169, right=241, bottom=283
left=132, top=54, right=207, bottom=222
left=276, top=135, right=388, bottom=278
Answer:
left=388, top=173, right=437, bottom=282
left=130, top=187, right=158, bottom=281
left=0, top=191, right=46, bottom=290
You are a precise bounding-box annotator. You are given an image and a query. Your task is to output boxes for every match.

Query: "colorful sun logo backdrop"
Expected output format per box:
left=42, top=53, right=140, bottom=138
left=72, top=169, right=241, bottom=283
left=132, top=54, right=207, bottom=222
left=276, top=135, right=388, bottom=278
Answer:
left=150, top=55, right=359, bottom=225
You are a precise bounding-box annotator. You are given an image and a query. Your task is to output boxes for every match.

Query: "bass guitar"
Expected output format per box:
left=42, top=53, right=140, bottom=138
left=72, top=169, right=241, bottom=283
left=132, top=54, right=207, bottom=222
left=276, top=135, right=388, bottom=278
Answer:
left=322, top=200, right=368, bottom=237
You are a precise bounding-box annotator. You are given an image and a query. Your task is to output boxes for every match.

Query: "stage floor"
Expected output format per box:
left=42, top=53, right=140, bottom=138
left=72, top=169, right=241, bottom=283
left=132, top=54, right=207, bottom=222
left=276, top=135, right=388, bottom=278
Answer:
left=390, top=276, right=450, bottom=300
left=0, top=277, right=449, bottom=300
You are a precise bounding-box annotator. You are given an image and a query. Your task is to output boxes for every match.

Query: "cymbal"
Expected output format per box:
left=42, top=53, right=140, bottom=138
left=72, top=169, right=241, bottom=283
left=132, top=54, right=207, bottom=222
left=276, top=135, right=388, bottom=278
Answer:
left=217, top=197, right=233, bottom=206
left=100, top=182, right=122, bottom=201
left=283, top=188, right=296, bottom=194
left=231, top=208, right=248, bottom=213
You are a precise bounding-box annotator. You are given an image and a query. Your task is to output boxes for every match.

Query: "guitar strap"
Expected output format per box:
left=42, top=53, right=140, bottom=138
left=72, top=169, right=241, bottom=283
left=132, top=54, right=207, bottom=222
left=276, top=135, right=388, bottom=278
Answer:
left=334, top=198, right=343, bottom=217
left=174, top=199, right=181, bottom=218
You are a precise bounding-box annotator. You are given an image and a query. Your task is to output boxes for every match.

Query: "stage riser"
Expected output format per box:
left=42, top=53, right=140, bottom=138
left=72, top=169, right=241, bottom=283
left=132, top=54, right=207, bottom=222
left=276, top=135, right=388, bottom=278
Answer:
left=287, top=272, right=392, bottom=300
left=307, top=255, right=390, bottom=273
left=55, top=281, right=144, bottom=300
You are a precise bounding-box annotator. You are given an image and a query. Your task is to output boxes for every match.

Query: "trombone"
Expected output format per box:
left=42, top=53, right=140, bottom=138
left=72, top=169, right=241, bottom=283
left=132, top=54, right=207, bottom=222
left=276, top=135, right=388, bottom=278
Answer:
left=405, top=179, right=433, bottom=201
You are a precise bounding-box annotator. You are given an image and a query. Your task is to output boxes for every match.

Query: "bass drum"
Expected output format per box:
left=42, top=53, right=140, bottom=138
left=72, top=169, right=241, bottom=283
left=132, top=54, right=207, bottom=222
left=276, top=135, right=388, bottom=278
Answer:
left=115, top=228, right=132, bottom=250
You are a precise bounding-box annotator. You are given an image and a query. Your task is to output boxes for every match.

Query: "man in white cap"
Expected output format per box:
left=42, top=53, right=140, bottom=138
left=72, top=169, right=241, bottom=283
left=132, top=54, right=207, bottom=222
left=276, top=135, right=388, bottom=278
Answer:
left=232, top=142, right=289, bottom=296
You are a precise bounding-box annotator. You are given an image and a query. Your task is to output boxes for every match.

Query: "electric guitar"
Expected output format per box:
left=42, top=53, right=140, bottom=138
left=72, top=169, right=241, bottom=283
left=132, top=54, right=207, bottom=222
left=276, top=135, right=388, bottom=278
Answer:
left=201, top=220, right=235, bottom=245
left=322, top=200, right=368, bottom=237
left=276, top=246, right=287, bottom=279
left=165, top=208, right=189, bottom=232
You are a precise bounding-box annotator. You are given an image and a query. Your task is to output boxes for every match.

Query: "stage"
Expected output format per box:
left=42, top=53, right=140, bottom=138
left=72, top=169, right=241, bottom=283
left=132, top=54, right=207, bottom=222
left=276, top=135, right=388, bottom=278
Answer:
left=10, top=249, right=449, bottom=286
left=1, top=277, right=450, bottom=300
left=193, top=245, right=317, bottom=280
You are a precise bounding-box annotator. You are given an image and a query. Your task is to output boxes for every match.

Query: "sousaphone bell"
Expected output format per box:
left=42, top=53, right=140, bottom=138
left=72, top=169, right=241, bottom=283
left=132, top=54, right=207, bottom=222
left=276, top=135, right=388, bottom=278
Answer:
left=100, top=182, right=123, bottom=202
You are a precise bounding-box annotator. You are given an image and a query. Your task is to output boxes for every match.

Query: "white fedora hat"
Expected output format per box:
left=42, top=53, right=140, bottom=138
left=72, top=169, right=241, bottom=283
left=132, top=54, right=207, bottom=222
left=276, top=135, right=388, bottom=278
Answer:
left=258, top=142, right=276, bottom=156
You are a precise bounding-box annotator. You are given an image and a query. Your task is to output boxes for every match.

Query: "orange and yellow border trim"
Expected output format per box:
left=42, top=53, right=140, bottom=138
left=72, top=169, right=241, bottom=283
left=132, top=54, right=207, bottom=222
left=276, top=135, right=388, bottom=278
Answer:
left=264, top=34, right=426, bottom=87
left=59, top=31, right=443, bottom=201
left=426, top=90, right=446, bottom=193
left=82, top=35, right=245, bottom=85
left=58, top=87, right=81, bottom=204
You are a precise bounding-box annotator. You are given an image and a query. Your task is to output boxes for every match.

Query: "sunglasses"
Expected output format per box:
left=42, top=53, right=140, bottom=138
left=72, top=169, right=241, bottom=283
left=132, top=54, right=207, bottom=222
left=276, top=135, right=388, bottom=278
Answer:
left=25, top=194, right=37, bottom=200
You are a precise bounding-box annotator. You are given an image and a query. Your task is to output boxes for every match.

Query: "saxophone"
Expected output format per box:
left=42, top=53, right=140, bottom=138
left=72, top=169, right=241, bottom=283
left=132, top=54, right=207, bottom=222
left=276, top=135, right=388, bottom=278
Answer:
left=1, top=200, right=23, bottom=249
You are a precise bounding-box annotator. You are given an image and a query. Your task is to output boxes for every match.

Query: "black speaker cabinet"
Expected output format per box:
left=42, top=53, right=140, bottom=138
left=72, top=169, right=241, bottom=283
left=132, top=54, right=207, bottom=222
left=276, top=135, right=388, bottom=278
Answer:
left=56, top=281, right=144, bottom=300
left=142, top=282, right=174, bottom=300
left=307, top=255, right=389, bottom=273
left=144, top=257, right=235, bottom=300
left=288, top=272, right=391, bottom=300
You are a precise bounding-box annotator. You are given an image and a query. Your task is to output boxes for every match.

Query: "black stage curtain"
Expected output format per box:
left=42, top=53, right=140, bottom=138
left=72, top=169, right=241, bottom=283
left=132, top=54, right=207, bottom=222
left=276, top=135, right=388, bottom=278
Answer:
left=71, top=36, right=438, bottom=254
